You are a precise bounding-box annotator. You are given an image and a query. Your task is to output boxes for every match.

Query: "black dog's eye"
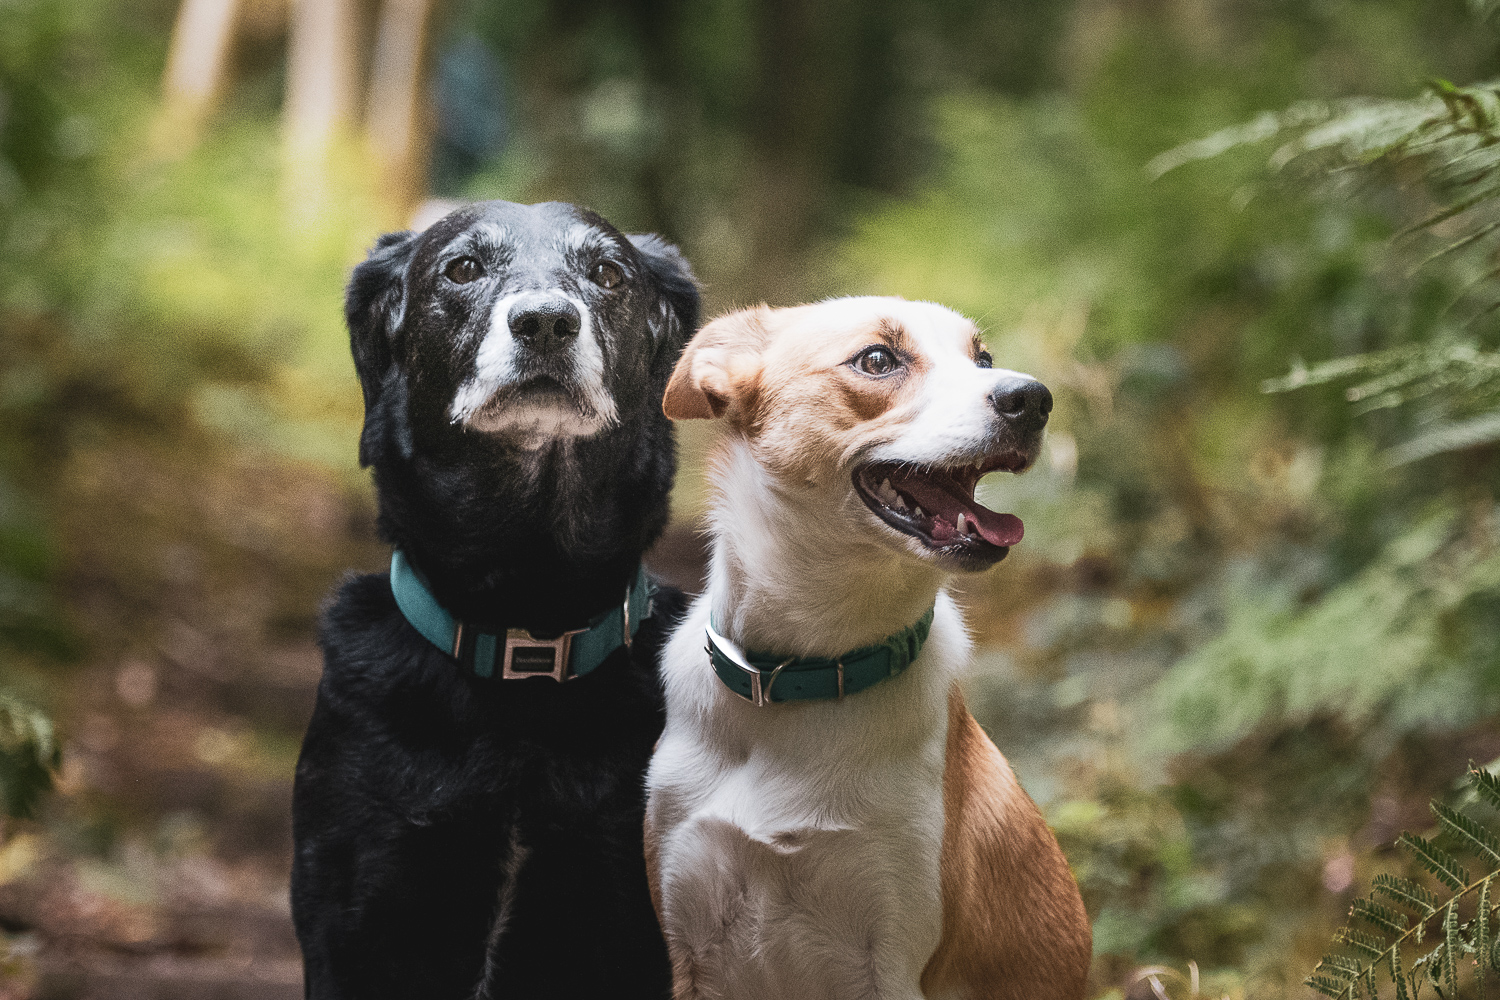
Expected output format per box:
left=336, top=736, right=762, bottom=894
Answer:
left=591, top=261, right=624, bottom=289
left=853, top=346, right=901, bottom=377
left=976, top=350, right=993, bottom=369
left=444, top=256, right=483, bottom=284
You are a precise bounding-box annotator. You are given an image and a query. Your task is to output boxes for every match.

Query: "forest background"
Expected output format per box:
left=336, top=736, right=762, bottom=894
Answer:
left=3, top=0, right=1500, bottom=997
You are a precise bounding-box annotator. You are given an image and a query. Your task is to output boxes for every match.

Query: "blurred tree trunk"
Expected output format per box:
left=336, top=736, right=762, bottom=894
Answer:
left=367, top=0, right=437, bottom=219
left=282, top=0, right=358, bottom=208
left=155, top=0, right=240, bottom=151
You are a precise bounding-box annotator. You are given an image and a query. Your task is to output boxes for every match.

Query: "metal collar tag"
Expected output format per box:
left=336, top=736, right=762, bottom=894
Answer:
left=501, top=627, right=589, bottom=681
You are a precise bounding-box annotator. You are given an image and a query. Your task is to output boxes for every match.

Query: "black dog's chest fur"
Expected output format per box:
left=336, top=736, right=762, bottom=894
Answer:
left=293, top=575, right=681, bottom=999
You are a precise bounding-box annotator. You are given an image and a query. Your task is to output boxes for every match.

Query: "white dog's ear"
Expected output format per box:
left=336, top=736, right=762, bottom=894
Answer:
left=663, top=307, right=771, bottom=422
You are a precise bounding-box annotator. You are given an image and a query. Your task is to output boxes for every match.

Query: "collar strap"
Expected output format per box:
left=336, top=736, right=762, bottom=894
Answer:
left=705, top=606, right=935, bottom=706
left=390, top=549, right=651, bottom=681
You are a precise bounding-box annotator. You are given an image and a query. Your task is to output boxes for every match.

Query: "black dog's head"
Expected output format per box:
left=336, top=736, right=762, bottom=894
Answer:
left=350, top=200, right=697, bottom=465
left=346, top=201, right=699, bottom=624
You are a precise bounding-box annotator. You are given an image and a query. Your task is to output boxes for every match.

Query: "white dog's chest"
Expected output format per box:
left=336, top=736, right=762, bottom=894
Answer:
left=657, top=756, right=946, bottom=999
left=650, top=608, right=959, bottom=1000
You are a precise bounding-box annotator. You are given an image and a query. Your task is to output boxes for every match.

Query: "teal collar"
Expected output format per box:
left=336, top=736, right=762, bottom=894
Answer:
left=390, top=549, right=651, bottom=681
left=705, top=606, right=935, bottom=706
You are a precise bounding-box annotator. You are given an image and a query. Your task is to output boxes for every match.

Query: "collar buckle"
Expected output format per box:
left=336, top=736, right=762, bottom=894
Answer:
left=501, top=627, right=587, bottom=682
left=732, top=656, right=765, bottom=706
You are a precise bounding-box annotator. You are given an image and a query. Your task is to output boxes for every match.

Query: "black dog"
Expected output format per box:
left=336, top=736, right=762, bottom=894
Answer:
left=291, top=200, right=698, bottom=999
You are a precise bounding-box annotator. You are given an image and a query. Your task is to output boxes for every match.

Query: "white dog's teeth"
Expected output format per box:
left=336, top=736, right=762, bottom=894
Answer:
left=955, top=513, right=968, bottom=535
left=912, top=504, right=924, bottom=518
left=893, top=494, right=907, bottom=511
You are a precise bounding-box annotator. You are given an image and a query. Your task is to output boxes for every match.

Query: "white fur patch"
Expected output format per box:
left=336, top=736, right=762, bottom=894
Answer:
left=850, top=297, right=1036, bottom=472
left=447, top=292, right=618, bottom=448
left=563, top=223, right=596, bottom=252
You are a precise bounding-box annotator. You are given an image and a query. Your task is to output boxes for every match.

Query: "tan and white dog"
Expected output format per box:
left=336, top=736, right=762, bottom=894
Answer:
left=644, top=297, right=1091, bottom=1000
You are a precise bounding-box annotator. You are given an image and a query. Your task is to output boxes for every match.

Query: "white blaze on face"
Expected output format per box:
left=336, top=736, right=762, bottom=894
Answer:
left=863, top=299, right=1033, bottom=468
left=448, top=291, right=523, bottom=426
left=447, top=290, right=619, bottom=446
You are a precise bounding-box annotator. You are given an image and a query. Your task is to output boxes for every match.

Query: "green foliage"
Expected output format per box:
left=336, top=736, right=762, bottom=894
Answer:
left=0, top=690, right=57, bottom=819
left=1156, top=76, right=1500, bottom=464
left=1150, top=513, right=1500, bottom=754
left=1308, top=766, right=1500, bottom=1000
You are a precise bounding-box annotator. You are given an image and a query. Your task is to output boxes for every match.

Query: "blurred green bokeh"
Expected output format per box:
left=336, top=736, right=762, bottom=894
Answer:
left=3, top=0, right=1500, bottom=997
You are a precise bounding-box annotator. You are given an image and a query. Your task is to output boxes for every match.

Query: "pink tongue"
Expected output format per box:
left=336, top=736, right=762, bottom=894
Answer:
left=889, top=470, right=1024, bottom=547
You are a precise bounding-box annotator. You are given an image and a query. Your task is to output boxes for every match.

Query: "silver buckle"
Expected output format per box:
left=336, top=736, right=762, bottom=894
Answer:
left=705, top=621, right=791, bottom=707
left=736, top=658, right=765, bottom=706
left=726, top=658, right=791, bottom=707
left=501, top=627, right=586, bottom=682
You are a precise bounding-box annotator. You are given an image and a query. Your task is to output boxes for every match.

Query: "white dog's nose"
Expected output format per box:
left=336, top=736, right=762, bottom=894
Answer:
left=988, top=378, right=1052, bottom=435
left=509, top=293, right=581, bottom=350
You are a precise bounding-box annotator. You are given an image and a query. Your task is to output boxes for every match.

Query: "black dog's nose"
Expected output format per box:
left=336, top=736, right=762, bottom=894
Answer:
left=509, top=295, right=581, bottom=348
left=989, top=377, right=1052, bottom=434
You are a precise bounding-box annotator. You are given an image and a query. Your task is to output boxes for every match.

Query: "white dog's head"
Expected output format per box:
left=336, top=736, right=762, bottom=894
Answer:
left=664, top=296, right=1050, bottom=572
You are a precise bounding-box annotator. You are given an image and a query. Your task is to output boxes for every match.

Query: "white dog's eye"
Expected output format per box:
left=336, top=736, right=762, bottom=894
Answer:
left=853, top=346, right=900, bottom=377
left=976, top=350, right=993, bottom=369
left=444, top=256, right=483, bottom=284
left=591, top=261, right=624, bottom=289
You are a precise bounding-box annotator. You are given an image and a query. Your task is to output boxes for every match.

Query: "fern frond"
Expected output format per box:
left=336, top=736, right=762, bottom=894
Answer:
left=1414, top=219, right=1500, bottom=269
left=1341, top=927, right=1395, bottom=960
left=1472, top=765, right=1500, bottom=814
left=1168, top=73, right=1500, bottom=447
left=1356, top=898, right=1414, bottom=935
left=1443, top=903, right=1462, bottom=999
left=1309, top=974, right=1359, bottom=999
left=1393, top=941, right=1411, bottom=1000
left=1401, top=833, right=1474, bottom=892
left=1387, top=413, right=1500, bottom=466
left=1322, top=954, right=1367, bottom=978
left=1428, top=797, right=1500, bottom=869
left=1376, top=874, right=1442, bottom=917
left=1478, top=876, right=1491, bottom=996
left=1433, top=802, right=1500, bottom=866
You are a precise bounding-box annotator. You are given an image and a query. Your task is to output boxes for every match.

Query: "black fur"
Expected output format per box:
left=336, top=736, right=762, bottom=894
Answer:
left=291, top=201, right=698, bottom=999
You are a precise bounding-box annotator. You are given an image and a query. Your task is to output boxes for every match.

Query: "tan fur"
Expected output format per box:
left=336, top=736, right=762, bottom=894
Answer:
left=663, top=307, right=772, bottom=421
left=921, top=688, right=1092, bottom=999
left=667, top=303, right=945, bottom=483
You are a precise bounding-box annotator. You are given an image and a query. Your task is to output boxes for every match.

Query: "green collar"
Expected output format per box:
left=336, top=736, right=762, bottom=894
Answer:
left=705, top=606, right=935, bottom=706
left=389, top=549, right=651, bottom=681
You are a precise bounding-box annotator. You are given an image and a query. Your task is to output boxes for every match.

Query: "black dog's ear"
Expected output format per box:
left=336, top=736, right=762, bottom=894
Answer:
left=347, top=229, right=419, bottom=467
left=628, top=234, right=700, bottom=359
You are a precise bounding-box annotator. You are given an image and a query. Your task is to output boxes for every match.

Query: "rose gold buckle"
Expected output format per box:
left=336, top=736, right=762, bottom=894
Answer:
left=501, top=628, right=586, bottom=681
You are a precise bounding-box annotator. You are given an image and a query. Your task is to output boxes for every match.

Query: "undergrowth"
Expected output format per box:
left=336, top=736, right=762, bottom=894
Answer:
left=1306, top=765, right=1500, bottom=999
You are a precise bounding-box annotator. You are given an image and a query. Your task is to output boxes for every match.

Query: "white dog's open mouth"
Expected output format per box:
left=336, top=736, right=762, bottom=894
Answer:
left=853, top=454, right=1028, bottom=563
